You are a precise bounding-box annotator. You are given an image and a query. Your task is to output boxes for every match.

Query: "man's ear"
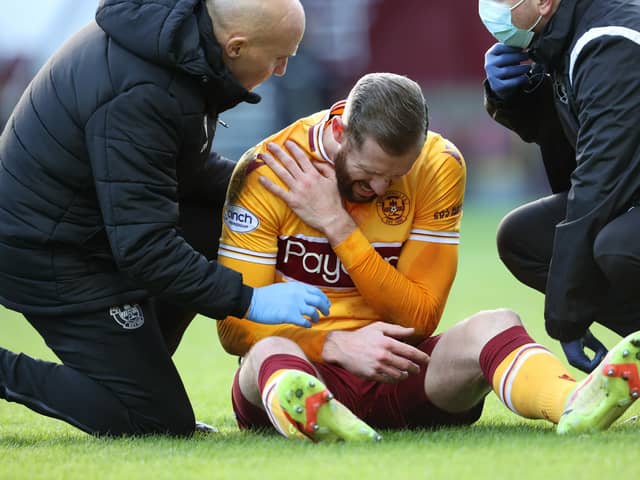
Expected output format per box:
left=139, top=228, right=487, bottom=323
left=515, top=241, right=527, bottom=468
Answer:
left=331, top=117, right=345, bottom=143
left=225, top=36, right=249, bottom=58
left=538, top=0, right=555, bottom=16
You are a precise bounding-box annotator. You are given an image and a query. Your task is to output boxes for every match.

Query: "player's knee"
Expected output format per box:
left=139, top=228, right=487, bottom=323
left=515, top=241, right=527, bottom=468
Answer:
left=465, top=309, right=523, bottom=342
left=248, top=336, right=302, bottom=363
left=238, top=337, right=304, bottom=398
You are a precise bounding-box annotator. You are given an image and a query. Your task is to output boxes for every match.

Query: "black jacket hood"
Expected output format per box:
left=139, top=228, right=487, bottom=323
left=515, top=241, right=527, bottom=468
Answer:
left=96, top=0, right=259, bottom=108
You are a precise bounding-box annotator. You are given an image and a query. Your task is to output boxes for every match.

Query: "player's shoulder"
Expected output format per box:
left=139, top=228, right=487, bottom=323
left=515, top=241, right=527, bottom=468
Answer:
left=227, top=111, right=327, bottom=205
left=413, top=131, right=466, bottom=173
left=226, top=147, right=265, bottom=205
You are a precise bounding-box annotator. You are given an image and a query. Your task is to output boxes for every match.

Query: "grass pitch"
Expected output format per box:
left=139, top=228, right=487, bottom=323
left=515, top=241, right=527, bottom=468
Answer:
left=1, top=205, right=637, bottom=479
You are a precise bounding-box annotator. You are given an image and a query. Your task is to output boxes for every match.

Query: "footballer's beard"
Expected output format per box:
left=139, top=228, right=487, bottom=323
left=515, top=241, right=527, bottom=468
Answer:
left=334, top=149, right=378, bottom=204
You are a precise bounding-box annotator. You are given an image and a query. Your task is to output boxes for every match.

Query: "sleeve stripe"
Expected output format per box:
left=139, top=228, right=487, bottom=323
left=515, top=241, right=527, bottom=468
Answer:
left=279, top=234, right=328, bottom=243
left=370, top=241, right=403, bottom=248
left=408, top=235, right=460, bottom=245
left=570, top=26, right=640, bottom=85
left=410, top=229, right=460, bottom=238
left=217, top=250, right=277, bottom=265
left=218, top=243, right=277, bottom=258
left=276, top=271, right=355, bottom=291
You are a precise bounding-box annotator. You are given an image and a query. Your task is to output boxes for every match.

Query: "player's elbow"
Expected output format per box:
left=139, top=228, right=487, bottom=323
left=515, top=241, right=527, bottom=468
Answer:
left=217, top=318, right=252, bottom=356
left=413, top=302, right=444, bottom=338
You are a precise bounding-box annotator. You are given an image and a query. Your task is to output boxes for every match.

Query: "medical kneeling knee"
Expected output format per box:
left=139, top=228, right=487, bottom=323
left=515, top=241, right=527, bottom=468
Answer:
left=593, top=232, right=640, bottom=289
left=123, top=392, right=196, bottom=437
left=496, top=210, right=521, bottom=267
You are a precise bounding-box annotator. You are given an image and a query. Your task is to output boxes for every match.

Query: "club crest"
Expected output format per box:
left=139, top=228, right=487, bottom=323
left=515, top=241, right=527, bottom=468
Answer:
left=109, top=303, right=145, bottom=330
left=376, top=191, right=410, bottom=225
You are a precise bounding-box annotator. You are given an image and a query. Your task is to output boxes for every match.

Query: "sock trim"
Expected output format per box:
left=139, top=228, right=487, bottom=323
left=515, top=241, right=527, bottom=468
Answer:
left=257, top=353, right=316, bottom=393
left=262, top=374, right=289, bottom=437
left=498, top=345, right=553, bottom=413
left=479, top=325, right=535, bottom=384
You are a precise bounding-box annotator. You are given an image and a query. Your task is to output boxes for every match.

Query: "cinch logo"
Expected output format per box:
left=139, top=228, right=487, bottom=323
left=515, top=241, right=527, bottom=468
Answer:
left=224, top=205, right=259, bottom=233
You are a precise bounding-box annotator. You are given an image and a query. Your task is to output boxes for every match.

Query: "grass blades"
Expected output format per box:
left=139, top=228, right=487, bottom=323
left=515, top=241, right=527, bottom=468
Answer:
left=1, top=206, right=637, bottom=479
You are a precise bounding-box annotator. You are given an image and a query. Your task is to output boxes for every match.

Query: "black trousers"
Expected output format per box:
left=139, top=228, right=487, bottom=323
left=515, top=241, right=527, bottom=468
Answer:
left=0, top=160, right=233, bottom=436
left=1, top=300, right=194, bottom=436
left=497, top=192, right=640, bottom=336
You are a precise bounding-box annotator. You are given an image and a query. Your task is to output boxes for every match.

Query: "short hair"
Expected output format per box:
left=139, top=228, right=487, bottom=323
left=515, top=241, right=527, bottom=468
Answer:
left=343, top=73, right=428, bottom=156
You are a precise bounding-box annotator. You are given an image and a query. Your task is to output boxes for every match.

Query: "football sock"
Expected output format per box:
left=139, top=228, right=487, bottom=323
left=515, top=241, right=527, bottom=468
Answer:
left=479, top=326, right=576, bottom=423
left=258, top=354, right=317, bottom=440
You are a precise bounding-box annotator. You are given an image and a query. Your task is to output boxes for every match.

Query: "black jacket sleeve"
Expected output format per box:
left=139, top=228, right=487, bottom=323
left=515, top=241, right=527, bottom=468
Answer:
left=85, top=84, right=252, bottom=319
left=484, top=71, right=575, bottom=193
left=179, top=151, right=237, bottom=205
left=544, top=36, right=640, bottom=340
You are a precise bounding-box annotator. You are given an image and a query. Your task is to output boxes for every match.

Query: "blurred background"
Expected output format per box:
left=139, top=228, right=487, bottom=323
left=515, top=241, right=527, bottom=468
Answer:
left=2, top=1, right=626, bottom=444
left=0, top=0, right=548, bottom=204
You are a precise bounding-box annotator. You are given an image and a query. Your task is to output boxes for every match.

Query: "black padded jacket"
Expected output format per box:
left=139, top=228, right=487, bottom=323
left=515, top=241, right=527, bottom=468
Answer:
left=0, top=0, right=255, bottom=317
left=485, top=0, right=640, bottom=341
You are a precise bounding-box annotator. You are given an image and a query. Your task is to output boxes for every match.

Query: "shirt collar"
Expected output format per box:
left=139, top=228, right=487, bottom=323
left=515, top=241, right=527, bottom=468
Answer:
left=308, top=100, right=346, bottom=164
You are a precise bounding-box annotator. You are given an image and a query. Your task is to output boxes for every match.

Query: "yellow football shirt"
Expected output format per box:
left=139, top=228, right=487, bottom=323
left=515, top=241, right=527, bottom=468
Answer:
left=217, top=102, right=466, bottom=362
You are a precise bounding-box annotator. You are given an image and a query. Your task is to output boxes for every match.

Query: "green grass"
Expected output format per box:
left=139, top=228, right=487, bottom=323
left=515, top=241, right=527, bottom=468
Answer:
left=1, top=206, right=637, bottom=479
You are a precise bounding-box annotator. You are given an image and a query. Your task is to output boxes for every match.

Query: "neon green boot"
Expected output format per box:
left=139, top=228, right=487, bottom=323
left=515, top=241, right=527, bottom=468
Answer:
left=275, top=370, right=382, bottom=442
left=557, top=331, right=640, bottom=434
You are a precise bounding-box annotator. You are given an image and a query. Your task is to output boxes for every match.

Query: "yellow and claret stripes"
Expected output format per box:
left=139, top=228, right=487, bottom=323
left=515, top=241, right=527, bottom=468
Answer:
left=495, top=343, right=555, bottom=414
left=218, top=244, right=277, bottom=265
left=308, top=100, right=346, bottom=163
left=409, top=229, right=460, bottom=245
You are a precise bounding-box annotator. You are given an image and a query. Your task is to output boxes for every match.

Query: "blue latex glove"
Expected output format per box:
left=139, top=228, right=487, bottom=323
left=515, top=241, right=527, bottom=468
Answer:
left=246, top=282, right=331, bottom=328
left=484, top=43, right=531, bottom=99
left=561, top=330, right=608, bottom=374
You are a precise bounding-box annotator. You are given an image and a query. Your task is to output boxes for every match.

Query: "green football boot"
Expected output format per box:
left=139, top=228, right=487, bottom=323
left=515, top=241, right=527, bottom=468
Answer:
left=557, top=331, right=640, bottom=434
left=275, top=370, right=382, bottom=442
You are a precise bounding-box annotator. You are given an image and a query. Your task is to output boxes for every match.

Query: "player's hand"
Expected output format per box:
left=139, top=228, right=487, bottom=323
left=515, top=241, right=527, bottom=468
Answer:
left=321, top=322, right=430, bottom=383
left=246, top=282, right=331, bottom=328
left=258, top=141, right=356, bottom=244
left=561, top=330, right=608, bottom=374
left=484, top=43, right=530, bottom=99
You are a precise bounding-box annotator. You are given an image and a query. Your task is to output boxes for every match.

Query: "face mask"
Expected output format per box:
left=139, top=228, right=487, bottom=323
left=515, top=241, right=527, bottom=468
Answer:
left=479, top=0, right=542, bottom=48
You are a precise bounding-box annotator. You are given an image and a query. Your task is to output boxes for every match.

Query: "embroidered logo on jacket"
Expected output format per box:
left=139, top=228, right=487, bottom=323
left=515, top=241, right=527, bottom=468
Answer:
left=109, top=304, right=145, bottom=330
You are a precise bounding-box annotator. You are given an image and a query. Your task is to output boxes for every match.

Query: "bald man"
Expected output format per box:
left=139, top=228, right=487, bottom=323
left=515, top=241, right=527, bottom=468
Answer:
left=154, top=0, right=306, bottom=356
left=0, top=0, right=326, bottom=437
